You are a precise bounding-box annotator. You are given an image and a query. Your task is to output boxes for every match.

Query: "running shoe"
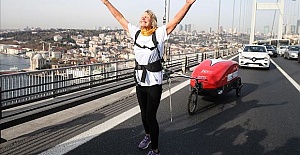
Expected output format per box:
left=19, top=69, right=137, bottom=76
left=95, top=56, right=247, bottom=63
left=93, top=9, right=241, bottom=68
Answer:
left=138, top=135, right=151, bottom=149
left=147, top=149, right=160, bottom=155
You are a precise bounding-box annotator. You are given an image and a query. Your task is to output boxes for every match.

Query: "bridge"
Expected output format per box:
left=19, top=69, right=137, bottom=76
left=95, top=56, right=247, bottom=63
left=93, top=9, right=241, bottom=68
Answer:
left=1, top=48, right=300, bottom=154
left=1, top=0, right=300, bottom=153
left=0, top=50, right=230, bottom=139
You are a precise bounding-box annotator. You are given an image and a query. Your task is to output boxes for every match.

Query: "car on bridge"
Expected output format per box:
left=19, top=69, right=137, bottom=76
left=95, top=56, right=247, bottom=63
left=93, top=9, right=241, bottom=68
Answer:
left=284, top=45, right=299, bottom=60
left=278, top=46, right=288, bottom=57
left=264, top=44, right=278, bottom=57
left=298, top=49, right=300, bottom=63
left=238, top=45, right=270, bottom=70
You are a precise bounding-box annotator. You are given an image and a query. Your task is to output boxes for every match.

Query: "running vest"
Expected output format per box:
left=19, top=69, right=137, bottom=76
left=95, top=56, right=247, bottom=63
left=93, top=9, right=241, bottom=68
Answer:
left=134, top=30, right=164, bottom=83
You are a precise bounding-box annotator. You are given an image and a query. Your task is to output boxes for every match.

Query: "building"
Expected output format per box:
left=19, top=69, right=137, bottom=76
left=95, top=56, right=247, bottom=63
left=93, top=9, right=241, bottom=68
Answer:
left=30, top=53, right=46, bottom=70
left=229, top=27, right=237, bottom=34
left=185, top=24, right=192, bottom=33
left=219, top=26, right=224, bottom=33
left=0, top=44, right=20, bottom=53
left=53, top=35, right=63, bottom=42
left=264, top=25, right=270, bottom=35
left=52, top=51, right=62, bottom=59
left=6, top=47, right=26, bottom=55
left=178, top=24, right=183, bottom=32
left=291, top=25, right=296, bottom=34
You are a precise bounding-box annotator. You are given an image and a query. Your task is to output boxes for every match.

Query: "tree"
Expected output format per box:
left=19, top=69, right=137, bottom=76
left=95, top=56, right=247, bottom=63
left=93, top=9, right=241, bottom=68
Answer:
left=51, top=57, right=59, bottom=64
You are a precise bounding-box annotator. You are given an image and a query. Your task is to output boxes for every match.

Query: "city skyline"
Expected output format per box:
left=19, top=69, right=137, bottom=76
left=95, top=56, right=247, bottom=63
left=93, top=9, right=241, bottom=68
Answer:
left=1, top=0, right=300, bottom=33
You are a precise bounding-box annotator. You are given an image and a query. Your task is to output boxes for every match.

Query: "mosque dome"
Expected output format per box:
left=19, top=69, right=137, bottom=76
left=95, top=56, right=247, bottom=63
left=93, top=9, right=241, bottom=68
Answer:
left=32, top=53, right=43, bottom=60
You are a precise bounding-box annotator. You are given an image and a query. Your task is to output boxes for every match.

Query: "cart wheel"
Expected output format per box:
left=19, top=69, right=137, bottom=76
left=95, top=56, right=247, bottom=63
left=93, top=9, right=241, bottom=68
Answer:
left=236, top=78, right=242, bottom=97
left=188, top=89, right=198, bottom=115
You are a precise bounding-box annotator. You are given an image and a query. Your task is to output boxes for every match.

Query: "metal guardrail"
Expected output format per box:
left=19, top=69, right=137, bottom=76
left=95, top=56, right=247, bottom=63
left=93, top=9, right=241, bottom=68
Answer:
left=0, top=49, right=238, bottom=141
left=1, top=60, right=133, bottom=106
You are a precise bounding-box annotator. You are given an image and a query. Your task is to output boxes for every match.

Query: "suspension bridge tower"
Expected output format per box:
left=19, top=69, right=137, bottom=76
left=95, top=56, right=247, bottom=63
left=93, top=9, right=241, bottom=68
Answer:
left=250, top=0, right=285, bottom=44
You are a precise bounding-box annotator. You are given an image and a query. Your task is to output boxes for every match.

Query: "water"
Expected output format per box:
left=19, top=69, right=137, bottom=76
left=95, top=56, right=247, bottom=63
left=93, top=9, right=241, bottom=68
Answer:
left=0, top=53, right=30, bottom=70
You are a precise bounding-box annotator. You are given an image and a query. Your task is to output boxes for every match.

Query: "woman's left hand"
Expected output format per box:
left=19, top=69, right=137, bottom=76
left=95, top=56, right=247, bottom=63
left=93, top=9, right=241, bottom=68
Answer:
left=186, top=0, right=196, bottom=4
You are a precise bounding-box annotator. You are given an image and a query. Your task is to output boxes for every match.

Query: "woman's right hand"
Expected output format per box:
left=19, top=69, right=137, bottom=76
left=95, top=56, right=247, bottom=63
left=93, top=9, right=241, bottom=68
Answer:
left=100, top=0, right=129, bottom=32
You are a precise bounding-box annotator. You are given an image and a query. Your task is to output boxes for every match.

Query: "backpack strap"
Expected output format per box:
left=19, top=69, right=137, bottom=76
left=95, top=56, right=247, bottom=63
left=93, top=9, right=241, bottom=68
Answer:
left=151, top=31, right=158, bottom=49
left=134, top=30, right=141, bottom=47
left=134, top=30, right=158, bottom=51
left=151, top=32, right=163, bottom=61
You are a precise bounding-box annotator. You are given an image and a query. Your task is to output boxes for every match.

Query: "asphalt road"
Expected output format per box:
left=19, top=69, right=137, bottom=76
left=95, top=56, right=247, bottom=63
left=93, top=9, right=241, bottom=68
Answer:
left=1, top=56, right=299, bottom=155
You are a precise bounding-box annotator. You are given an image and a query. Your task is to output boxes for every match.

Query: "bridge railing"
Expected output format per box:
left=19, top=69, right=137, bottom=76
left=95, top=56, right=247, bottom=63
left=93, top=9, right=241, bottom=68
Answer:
left=0, top=48, right=238, bottom=141
left=0, top=59, right=134, bottom=106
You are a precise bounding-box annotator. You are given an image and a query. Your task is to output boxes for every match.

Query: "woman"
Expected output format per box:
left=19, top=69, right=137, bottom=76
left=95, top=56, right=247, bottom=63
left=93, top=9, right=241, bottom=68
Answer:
left=101, top=1, right=196, bottom=154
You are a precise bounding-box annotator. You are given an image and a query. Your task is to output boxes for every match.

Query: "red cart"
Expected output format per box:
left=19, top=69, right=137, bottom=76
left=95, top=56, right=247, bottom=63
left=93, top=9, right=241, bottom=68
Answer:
left=188, top=59, right=243, bottom=115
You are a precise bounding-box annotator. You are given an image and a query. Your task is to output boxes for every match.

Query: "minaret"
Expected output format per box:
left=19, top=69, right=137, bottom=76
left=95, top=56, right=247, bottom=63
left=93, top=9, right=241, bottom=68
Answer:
left=48, top=43, right=51, bottom=57
left=48, top=43, right=51, bottom=51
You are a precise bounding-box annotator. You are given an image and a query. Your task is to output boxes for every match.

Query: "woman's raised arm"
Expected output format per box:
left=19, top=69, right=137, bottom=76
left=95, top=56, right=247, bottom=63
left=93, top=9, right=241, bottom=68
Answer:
left=166, top=0, right=196, bottom=35
left=101, top=0, right=129, bottom=32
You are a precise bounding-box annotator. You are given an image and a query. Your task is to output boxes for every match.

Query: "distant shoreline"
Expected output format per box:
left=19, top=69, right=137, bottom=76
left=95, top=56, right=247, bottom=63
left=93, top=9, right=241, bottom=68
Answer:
left=0, top=52, right=30, bottom=59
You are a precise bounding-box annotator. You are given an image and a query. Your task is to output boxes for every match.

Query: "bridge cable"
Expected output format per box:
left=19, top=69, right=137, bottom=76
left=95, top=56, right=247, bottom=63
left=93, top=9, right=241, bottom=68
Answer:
left=270, top=0, right=278, bottom=39
left=238, top=1, right=242, bottom=43
left=271, top=9, right=277, bottom=39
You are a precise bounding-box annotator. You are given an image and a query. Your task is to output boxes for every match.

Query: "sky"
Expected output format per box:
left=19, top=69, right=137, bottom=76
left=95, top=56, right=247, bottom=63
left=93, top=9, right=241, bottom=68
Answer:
left=1, top=0, right=300, bottom=33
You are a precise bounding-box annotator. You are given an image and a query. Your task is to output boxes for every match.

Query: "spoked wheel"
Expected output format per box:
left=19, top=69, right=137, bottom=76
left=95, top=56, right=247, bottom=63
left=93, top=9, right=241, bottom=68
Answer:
left=188, top=89, right=198, bottom=115
left=236, top=78, right=242, bottom=97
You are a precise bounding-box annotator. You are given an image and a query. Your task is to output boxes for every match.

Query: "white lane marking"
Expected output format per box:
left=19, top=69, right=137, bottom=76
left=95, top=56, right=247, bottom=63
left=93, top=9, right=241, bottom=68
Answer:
left=270, top=59, right=300, bottom=92
left=38, top=106, right=141, bottom=155
left=39, top=80, right=190, bottom=155
left=39, top=56, right=238, bottom=155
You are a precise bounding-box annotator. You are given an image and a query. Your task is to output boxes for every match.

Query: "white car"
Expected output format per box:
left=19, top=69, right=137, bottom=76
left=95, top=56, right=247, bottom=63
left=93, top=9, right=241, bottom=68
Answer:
left=239, top=45, right=270, bottom=70
left=278, top=46, right=288, bottom=56
left=284, top=45, right=299, bottom=60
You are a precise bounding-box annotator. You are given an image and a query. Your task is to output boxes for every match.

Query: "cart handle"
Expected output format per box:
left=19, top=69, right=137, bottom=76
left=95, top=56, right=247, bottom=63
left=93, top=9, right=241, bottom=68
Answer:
left=170, top=72, right=204, bottom=80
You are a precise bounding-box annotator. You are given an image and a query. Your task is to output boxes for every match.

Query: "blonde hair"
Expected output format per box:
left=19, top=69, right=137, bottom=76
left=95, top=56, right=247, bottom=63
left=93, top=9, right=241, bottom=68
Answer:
left=145, top=10, right=157, bottom=28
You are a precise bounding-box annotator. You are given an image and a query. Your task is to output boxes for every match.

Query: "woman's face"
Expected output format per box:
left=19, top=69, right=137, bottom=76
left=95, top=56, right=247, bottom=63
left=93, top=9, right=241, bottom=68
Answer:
left=139, top=12, right=152, bottom=29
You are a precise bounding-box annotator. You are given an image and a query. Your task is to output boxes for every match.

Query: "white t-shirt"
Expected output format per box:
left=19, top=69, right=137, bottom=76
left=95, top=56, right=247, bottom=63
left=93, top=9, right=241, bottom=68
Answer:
left=128, top=23, right=168, bottom=86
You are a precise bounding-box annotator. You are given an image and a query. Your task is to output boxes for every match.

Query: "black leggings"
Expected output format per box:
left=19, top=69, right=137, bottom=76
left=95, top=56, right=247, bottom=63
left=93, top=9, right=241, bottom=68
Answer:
left=136, top=84, right=162, bottom=150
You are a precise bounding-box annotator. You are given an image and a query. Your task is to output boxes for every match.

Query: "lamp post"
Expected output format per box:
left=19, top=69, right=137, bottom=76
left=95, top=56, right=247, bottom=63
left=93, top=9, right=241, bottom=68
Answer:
left=163, top=0, right=167, bottom=25
left=165, top=0, right=170, bottom=24
left=217, top=0, right=221, bottom=53
left=164, top=0, right=171, bottom=62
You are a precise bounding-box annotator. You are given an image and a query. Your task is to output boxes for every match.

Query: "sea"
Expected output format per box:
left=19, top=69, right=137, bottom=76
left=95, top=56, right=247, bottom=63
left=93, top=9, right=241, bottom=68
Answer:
left=0, top=53, right=30, bottom=71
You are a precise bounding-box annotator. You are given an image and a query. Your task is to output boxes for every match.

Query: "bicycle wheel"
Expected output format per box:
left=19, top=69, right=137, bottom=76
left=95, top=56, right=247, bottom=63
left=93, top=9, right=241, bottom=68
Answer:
left=188, top=89, right=198, bottom=115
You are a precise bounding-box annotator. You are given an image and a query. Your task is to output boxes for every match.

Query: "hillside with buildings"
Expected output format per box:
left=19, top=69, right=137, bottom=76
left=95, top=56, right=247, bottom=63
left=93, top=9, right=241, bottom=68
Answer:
left=0, top=27, right=251, bottom=71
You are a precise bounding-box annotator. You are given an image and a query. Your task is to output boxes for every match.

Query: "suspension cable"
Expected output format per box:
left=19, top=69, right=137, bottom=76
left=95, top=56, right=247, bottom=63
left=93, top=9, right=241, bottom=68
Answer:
left=271, top=9, right=277, bottom=39
left=238, top=1, right=242, bottom=43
